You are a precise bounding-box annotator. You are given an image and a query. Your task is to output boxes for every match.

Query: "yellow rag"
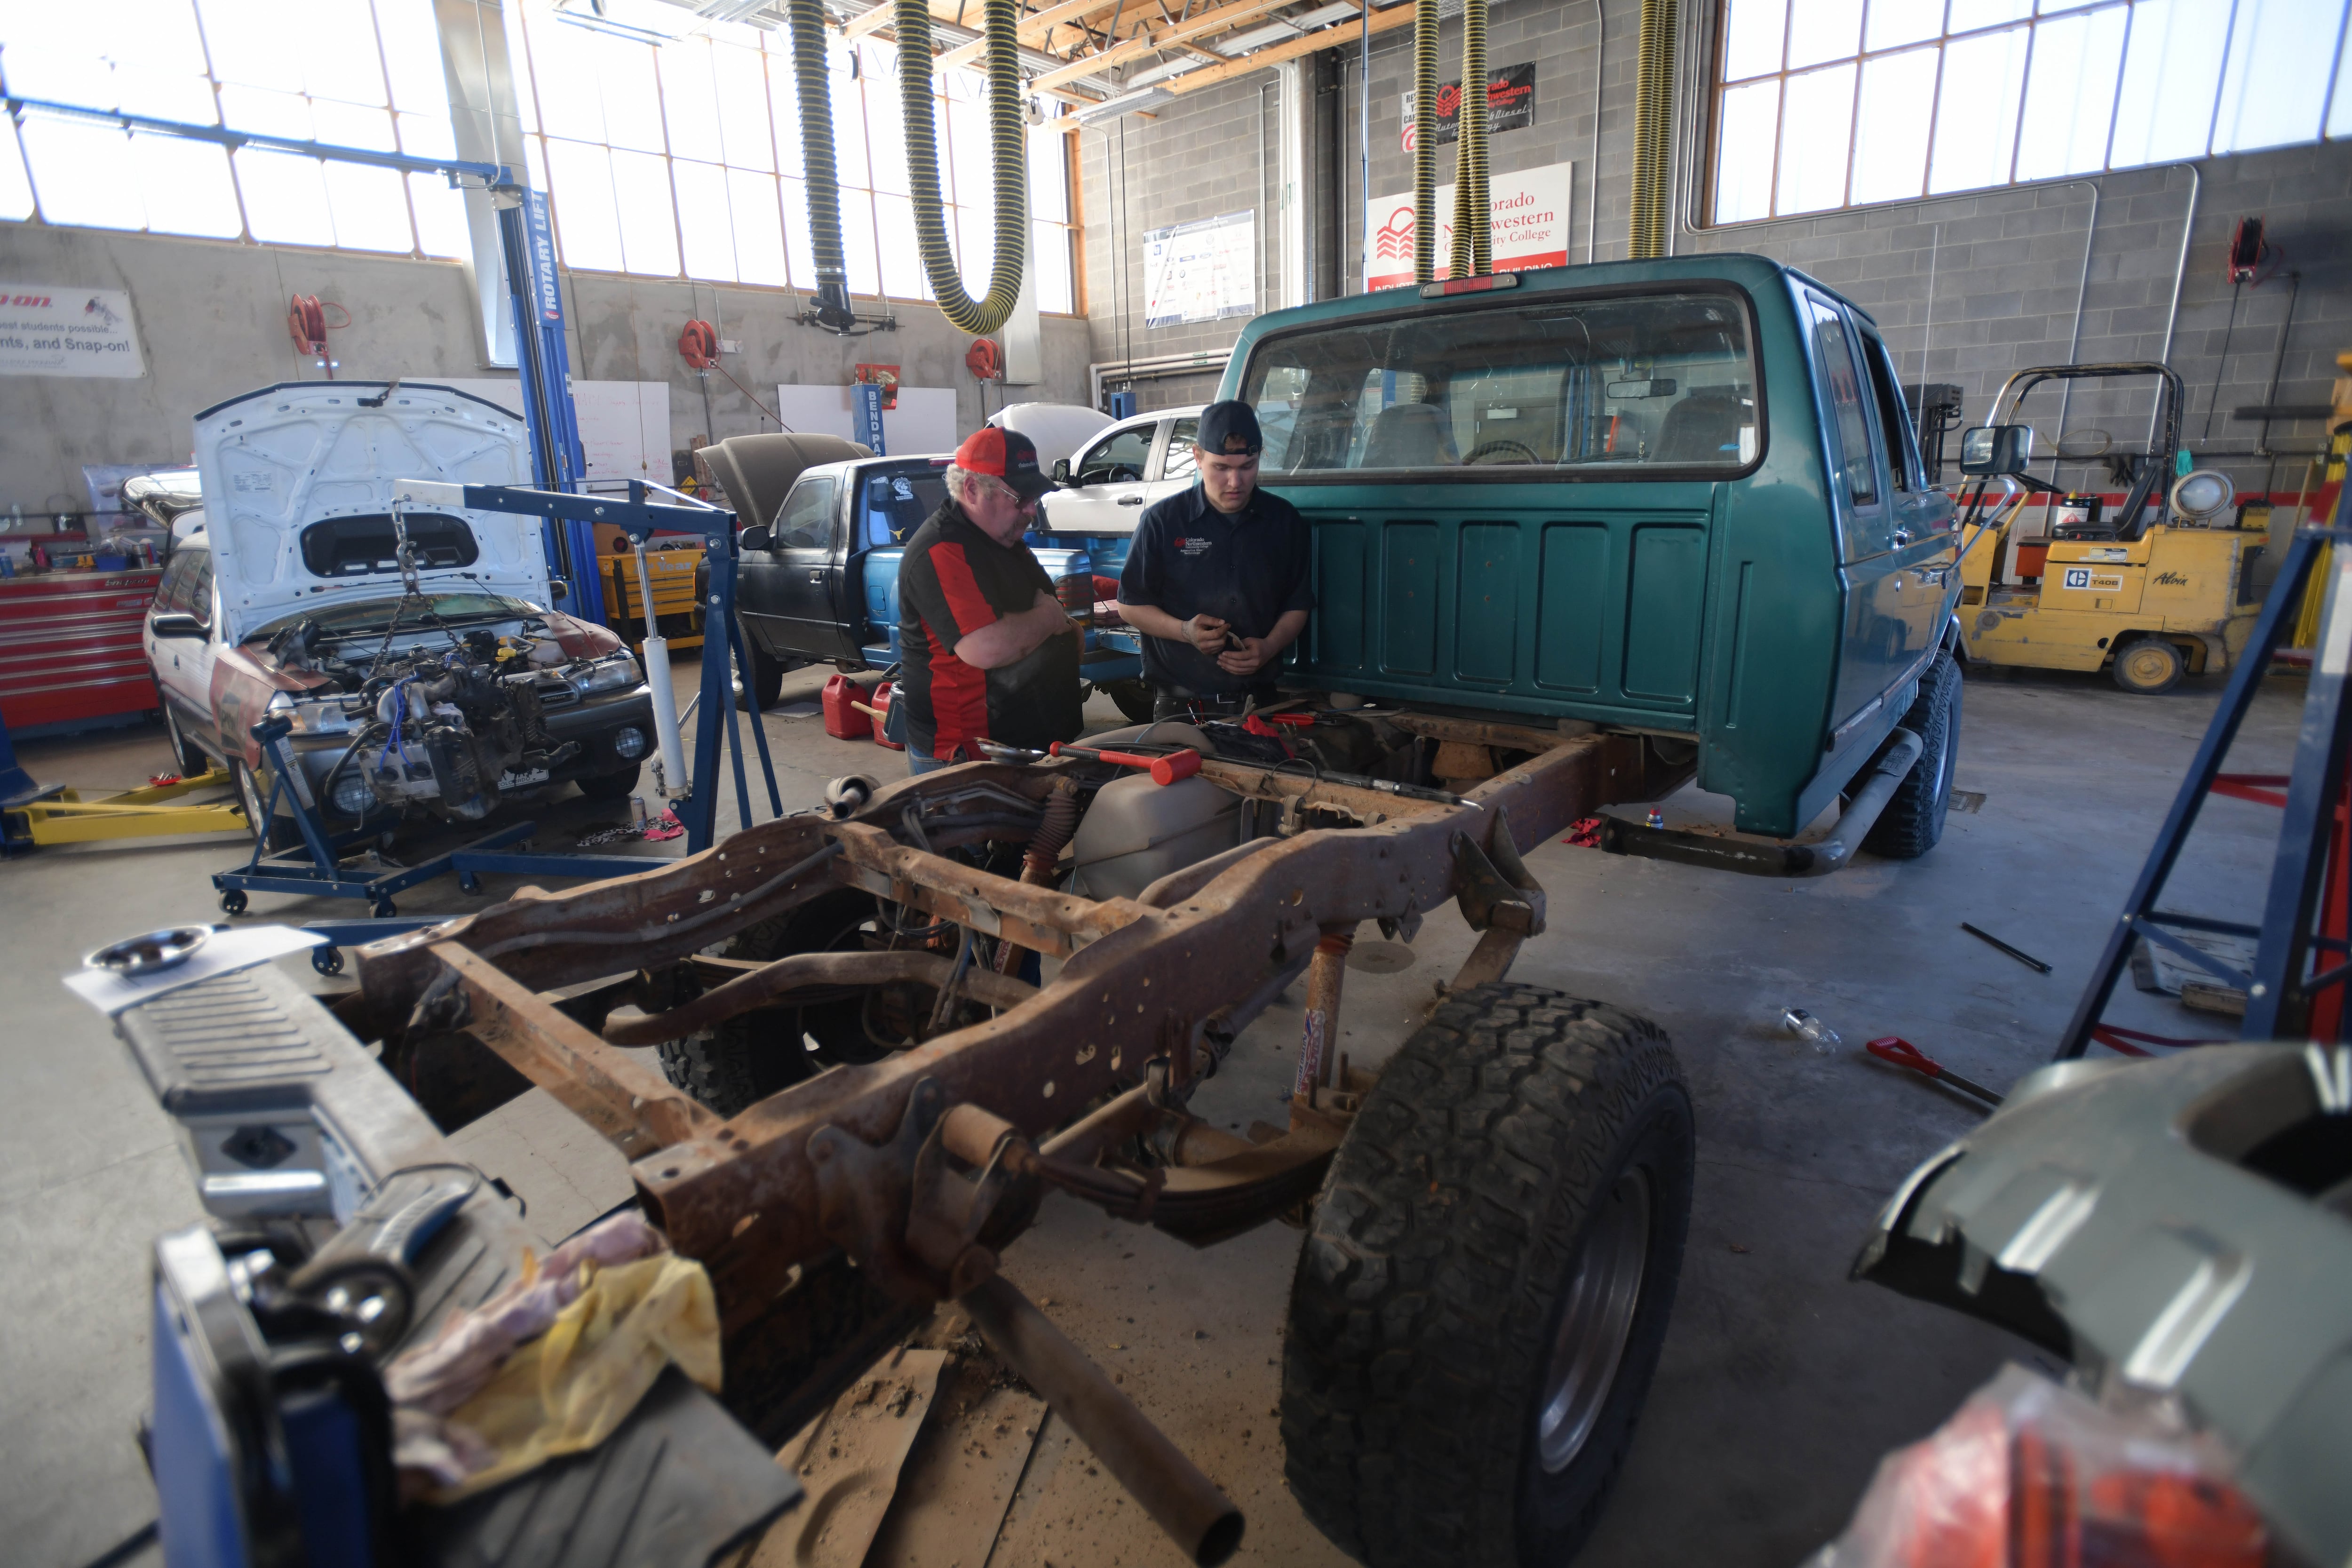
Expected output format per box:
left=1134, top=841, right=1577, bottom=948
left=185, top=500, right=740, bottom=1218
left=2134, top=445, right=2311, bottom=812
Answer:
left=427, top=1253, right=722, bottom=1502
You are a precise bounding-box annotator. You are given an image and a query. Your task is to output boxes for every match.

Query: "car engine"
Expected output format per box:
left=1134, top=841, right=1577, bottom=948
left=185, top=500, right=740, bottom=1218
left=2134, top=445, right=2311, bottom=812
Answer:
left=269, top=621, right=606, bottom=823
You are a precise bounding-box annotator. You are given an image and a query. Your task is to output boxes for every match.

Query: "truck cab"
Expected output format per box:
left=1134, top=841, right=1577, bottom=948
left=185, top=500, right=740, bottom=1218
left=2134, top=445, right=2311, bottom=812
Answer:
left=1226, top=253, right=1959, bottom=842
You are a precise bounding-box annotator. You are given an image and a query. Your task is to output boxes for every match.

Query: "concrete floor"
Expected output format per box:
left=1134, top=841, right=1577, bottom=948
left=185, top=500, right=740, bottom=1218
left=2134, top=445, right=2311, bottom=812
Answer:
left=0, top=659, right=2302, bottom=1568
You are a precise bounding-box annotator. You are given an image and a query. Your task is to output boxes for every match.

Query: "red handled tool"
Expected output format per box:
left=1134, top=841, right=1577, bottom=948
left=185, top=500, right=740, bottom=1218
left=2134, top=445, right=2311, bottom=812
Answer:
left=1049, top=742, right=1202, bottom=786
left=1866, top=1036, right=2004, bottom=1107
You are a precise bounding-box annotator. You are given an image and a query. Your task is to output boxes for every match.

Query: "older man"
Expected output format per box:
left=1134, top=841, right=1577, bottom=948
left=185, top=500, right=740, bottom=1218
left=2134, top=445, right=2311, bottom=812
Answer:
left=896, top=427, right=1082, bottom=773
left=1117, top=400, right=1312, bottom=721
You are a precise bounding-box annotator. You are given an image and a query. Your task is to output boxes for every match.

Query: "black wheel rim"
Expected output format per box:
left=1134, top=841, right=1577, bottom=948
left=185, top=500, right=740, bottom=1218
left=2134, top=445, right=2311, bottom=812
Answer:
left=1535, top=1169, right=1652, bottom=1474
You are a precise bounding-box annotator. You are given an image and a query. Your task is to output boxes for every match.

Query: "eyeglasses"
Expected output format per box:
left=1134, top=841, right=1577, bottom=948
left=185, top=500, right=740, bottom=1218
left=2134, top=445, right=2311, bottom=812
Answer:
left=971, top=475, right=1035, bottom=509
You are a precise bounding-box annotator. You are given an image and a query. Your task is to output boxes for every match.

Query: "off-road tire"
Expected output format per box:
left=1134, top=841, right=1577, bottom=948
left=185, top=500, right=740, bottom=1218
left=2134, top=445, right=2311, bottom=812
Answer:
left=2111, top=635, right=2184, bottom=695
left=1283, top=984, right=1694, bottom=1568
left=656, top=888, right=893, bottom=1115
left=231, top=759, right=303, bottom=854
left=1863, top=648, right=1961, bottom=860
left=1103, top=678, right=1156, bottom=724
left=575, top=760, right=642, bottom=802
left=738, top=619, right=787, bottom=711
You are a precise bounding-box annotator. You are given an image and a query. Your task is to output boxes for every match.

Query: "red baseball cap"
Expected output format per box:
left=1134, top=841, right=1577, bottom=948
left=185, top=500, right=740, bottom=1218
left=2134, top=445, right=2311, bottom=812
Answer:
left=954, top=426, right=1054, bottom=501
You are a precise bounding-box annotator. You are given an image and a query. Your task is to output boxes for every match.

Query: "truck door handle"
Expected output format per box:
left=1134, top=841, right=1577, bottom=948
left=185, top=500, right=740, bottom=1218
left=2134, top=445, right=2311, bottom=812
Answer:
left=1891, top=527, right=1915, bottom=547
left=1118, top=495, right=1144, bottom=506
left=808, top=571, right=826, bottom=584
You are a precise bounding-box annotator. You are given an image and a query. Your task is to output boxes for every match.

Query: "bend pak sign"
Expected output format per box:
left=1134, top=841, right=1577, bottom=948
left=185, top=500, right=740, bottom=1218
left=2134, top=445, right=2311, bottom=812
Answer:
left=0, top=286, right=145, bottom=378
left=1363, top=160, right=1573, bottom=292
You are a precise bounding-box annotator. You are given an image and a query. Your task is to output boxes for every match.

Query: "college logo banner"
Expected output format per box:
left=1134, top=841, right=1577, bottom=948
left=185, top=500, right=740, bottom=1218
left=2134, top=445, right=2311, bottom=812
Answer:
left=1363, top=160, right=1573, bottom=292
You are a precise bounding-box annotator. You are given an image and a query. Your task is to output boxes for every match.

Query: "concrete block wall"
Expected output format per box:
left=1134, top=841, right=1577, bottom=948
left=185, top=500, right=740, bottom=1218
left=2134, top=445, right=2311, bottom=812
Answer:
left=1077, top=0, right=2352, bottom=503
left=0, top=223, right=1093, bottom=511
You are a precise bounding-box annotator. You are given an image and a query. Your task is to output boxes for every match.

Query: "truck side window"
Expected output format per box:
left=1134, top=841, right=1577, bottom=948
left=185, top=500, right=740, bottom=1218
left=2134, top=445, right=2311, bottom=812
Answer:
left=1806, top=298, right=1878, bottom=508
left=773, top=478, right=836, bottom=550
left=1165, top=418, right=1200, bottom=481
left=1858, top=333, right=1919, bottom=493
left=1079, top=425, right=1151, bottom=483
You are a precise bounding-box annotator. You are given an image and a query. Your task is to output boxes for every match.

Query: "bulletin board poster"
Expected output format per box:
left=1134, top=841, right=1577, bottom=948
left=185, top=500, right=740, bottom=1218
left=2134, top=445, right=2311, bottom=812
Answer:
left=0, top=285, right=146, bottom=377
left=1363, top=161, right=1573, bottom=293
left=1143, top=212, right=1256, bottom=329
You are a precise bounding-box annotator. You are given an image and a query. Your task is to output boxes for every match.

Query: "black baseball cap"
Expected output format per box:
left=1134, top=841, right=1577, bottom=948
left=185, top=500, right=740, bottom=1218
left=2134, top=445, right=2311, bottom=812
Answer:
left=955, top=426, right=1054, bottom=500
left=1195, top=400, right=1262, bottom=456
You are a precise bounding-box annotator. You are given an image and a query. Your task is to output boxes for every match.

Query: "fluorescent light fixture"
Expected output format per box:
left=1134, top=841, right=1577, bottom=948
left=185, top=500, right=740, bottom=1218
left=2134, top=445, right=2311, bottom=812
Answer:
left=1075, top=85, right=1175, bottom=123
left=1216, top=22, right=1300, bottom=53
left=1289, top=3, right=1365, bottom=28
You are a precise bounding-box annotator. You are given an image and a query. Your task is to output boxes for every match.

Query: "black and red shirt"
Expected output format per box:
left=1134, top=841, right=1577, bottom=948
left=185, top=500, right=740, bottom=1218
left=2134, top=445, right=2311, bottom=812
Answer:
left=897, top=499, right=1082, bottom=758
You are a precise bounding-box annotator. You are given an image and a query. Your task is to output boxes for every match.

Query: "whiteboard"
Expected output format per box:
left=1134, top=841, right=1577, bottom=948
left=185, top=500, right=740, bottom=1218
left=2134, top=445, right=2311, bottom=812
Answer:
left=432, top=379, right=672, bottom=485
left=1144, top=211, right=1255, bottom=328
left=773, top=384, right=960, bottom=457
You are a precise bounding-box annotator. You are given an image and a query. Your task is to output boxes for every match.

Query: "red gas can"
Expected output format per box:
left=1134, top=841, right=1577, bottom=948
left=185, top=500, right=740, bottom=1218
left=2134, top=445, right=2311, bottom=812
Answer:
left=870, top=680, right=905, bottom=750
left=821, top=672, right=871, bottom=740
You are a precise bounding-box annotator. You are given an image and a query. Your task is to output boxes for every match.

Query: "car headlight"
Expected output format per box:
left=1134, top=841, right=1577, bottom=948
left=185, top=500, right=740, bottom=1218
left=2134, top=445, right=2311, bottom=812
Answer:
left=269, top=692, right=355, bottom=735
left=574, top=655, right=643, bottom=695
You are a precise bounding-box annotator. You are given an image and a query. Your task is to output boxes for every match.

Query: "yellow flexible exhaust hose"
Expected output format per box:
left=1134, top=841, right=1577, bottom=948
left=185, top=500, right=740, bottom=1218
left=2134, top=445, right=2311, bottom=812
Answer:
left=1629, top=0, right=1677, bottom=259
left=1411, top=0, right=1440, bottom=284
left=789, top=0, right=855, bottom=326
left=896, top=0, right=1027, bottom=335
left=1448, top=0, right=1490, bottom=277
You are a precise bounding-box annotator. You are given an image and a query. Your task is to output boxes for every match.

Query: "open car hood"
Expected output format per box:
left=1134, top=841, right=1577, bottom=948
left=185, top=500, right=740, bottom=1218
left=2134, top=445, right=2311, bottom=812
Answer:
left=192, top=382, right=542, bottom=644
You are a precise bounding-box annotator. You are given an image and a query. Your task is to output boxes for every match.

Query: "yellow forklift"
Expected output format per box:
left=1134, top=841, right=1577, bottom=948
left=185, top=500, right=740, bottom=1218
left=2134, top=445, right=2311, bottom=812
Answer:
left=1954, top=363, right=2266, bottom=693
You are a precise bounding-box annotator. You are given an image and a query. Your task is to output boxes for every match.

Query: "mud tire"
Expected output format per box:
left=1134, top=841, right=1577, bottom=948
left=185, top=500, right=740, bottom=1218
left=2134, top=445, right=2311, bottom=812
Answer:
left=1282, top=983, right=1694, bottom=1568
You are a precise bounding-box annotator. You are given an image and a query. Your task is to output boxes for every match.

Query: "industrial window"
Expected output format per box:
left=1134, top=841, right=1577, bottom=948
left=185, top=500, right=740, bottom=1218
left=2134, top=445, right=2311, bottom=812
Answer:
left=0, top=0, right=471, bottom=257
left=1710, top=0, right=2352, bottom=224
left=0, top=0, right=1077, bottom=313
left=513, top=9, right=1078, bottom=312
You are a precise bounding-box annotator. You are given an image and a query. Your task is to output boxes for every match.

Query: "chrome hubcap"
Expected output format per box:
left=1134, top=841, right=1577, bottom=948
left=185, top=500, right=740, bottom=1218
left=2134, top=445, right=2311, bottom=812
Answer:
left=1535, top=1169, right=1652, bottom=1474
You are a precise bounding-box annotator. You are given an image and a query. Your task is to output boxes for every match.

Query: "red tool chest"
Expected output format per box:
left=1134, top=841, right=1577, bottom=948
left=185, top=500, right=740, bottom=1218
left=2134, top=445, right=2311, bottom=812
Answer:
left=0, top=568, right=164, bottom=731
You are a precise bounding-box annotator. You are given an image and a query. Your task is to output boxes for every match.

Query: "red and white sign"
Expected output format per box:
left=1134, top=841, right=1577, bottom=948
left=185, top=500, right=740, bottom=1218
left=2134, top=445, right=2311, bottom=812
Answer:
left=1363, top=160, right=1573, bottom=292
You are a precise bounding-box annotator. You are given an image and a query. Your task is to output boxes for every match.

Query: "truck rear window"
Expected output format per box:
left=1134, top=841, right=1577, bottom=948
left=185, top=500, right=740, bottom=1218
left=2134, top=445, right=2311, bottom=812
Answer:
left=1239, top=291, right=1758, bottom=475
left=300, top=513, right=480, bottom=577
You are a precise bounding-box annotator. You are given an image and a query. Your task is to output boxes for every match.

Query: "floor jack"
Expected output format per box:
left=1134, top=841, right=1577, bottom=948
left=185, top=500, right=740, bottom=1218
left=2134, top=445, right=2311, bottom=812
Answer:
left=0, top=710, right=250, bottom=854
left=210, top=479, right=780, bottom=972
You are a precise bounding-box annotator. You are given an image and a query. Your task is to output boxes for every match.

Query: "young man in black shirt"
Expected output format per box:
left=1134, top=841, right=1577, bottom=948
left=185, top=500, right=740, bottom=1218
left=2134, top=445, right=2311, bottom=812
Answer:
left=896, top=428, right=1083, bottom=772
left=1116, top=400, right=1312, bottom=720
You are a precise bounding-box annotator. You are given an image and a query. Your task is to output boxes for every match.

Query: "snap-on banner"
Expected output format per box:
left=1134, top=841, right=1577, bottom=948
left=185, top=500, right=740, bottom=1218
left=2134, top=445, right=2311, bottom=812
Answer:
left=1362, top=160, right=1573, bottom=292
left=0, top=285, right=145, bottom=378
left=1401, top=63, right=1536, bottom=150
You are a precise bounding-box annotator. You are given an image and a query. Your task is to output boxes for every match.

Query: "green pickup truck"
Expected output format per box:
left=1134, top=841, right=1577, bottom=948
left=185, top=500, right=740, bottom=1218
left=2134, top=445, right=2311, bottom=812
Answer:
left=1238, top=251, right=1963, bottom=860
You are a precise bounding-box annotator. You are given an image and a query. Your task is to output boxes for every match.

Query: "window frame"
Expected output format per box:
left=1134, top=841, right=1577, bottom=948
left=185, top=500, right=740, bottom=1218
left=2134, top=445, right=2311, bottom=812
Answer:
left=1701, top=0, right=2352, bottom=229
left=1230, top=278, right=1774, bottom=486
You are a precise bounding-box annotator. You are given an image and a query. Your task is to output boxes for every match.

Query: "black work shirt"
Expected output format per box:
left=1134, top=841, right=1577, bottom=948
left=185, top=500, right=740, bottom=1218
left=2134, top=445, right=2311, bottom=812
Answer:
left=898, top=499, right=1082, bottom=758
left=1118, top=482, right=1314, bottom=694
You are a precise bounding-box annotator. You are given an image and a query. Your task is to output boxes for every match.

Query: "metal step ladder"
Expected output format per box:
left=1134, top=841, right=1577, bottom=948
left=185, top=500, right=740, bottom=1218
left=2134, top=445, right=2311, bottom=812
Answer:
left=2058, top=502, right=2352, bottom=1056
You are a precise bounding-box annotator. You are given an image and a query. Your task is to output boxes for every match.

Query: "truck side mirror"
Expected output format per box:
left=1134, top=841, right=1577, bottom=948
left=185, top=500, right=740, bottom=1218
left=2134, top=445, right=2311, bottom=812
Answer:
left=1958, top=425, right=2034, bottom=477
left=550, top=578, right=569, bottom=601
left=149, top=612, right=206, bottom=639
left=1052, top=458, right=1075, bottom=486
left=739, top=524, right=772, bottom=552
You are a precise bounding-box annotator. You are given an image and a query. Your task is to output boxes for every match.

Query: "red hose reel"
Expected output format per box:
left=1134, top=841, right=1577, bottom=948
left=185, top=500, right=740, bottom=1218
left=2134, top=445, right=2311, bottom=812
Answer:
left=964, top=338, right=1003, bottom=381
left=287, top=294, right=348, bottom=377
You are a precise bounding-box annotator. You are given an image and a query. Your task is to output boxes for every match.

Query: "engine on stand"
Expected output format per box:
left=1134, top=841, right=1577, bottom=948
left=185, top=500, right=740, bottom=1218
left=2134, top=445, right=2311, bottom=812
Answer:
left=347, top=634, right=579, bottom=821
